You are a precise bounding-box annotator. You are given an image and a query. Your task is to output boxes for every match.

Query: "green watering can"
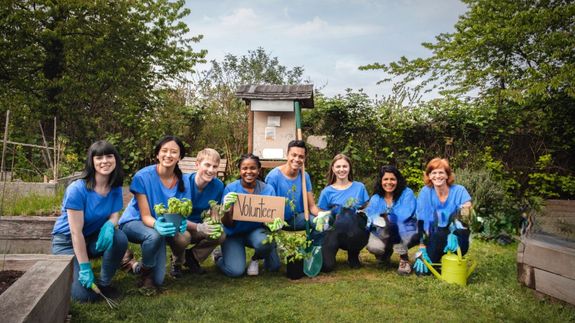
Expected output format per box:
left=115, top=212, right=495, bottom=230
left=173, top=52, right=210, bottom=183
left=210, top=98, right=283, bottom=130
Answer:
left=417, top=247, right=477, bottom=286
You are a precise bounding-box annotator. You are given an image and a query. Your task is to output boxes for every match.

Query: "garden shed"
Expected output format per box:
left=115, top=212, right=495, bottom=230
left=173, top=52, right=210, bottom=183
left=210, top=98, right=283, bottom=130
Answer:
left=235, top=84, right=314, bottom=169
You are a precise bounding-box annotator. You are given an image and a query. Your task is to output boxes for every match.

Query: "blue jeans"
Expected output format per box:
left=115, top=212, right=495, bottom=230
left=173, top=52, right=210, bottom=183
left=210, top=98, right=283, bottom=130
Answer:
left=283, top=212, right=325, bottom=246
left=216, top=227, right=280, bottom=277
left=51, top=229, right=128, bottom=302
left=121, top=220, right=167, bottom=286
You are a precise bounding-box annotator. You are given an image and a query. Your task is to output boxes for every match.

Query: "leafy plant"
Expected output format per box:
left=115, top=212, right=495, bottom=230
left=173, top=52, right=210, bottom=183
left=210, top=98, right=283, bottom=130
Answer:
left=153, top=197, right=193, bottom=217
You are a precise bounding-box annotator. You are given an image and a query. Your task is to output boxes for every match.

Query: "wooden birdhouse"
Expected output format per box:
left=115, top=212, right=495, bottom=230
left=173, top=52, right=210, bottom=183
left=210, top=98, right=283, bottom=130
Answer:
left=235, top=84, right=314, bottom=168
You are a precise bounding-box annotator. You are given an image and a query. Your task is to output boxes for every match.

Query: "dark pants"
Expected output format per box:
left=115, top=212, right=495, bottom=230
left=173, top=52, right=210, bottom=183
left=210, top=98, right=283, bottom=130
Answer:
left=321, top=208, right=369, bottom=272
left=427, top=227, right=470, bottom=263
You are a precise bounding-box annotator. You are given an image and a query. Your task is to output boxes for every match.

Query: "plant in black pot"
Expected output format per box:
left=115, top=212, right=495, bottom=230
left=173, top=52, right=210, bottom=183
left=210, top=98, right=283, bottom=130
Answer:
left=264, top=219, right=311, bottom=280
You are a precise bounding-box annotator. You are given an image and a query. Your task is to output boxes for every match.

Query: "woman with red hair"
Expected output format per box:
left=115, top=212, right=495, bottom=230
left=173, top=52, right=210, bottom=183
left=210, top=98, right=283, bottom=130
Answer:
left=413, top=158, right=472, bottom=275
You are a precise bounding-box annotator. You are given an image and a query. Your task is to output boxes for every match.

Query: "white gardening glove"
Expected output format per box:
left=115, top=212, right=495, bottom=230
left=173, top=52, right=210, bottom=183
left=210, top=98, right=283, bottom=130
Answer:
left=313, top=211, right=332, bottom=232
left=223, top=192, right=238, bottom=212
left=196, top=222, right=219, bottom=235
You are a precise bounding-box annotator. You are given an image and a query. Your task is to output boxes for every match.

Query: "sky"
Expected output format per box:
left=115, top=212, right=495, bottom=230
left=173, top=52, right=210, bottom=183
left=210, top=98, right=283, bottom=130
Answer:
left=184, top=0, right=469, bottom=99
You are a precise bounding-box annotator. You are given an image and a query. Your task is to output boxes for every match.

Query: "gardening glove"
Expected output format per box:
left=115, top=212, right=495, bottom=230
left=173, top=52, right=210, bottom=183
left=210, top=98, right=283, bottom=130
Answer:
left=222, top=192, right=238, bottom=212
left=78, top=262, right=95, bottom=289
left=444, top=224, right=459, bottom=253
left=266, top=218, right=285, bottom=232
left=95, top=220, right=115, bottom=252
left=197, top=222, right=219, bottom=235
left=153, top=217, right=176, bottom=237
left=313, top=211, right=331, bottom=232
left=414, top=245, right=431, bottom=274
left=179, top=219, right=188, bottom=234
left=209, top=224, right=223, bottom=239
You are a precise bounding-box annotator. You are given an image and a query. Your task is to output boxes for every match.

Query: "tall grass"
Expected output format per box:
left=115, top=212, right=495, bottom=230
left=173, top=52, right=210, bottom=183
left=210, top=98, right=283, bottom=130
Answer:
left=71, top=240, right=575, bottom=322
left=0, top=190, right=63, bottom=216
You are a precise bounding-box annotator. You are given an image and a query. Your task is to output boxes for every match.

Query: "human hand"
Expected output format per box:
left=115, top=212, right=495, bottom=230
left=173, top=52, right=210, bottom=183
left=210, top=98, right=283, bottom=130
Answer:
left=78, top=262, right=95, bottom=289
left=266, top=218, right=285, bottom=232
left=179, top=219, right=188, bottom=234
left=223, top=192, right=238, bottom=212
left=153, top=217, right=176, bottom=236
left=95, top=220, right=115, bottom=252
left=314, top=211, right=331, bottom=232
left=444, top=232, right=459, bottom=253
left=197, top=222, right=219, bottom=235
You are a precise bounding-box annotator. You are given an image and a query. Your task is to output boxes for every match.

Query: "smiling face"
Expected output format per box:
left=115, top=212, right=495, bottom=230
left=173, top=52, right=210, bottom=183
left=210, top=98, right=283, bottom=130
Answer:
left=156, top=140, right=181, bottom=169
left=286, top=147, right=306, bottom=172
left=429, top=167, right=448, bottom=188
left=381, top=172, right=398, bottom=194
left=240, top=158, right=259, bottom=186
left=196, top=158, right=219, bottom=183
left=332, top=158, right=350, bottom=181
left=93, top=154, right=116, bottom=177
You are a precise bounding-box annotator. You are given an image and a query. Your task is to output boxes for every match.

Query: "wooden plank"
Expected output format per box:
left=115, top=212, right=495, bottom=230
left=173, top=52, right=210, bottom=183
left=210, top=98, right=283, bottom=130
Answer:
left=0, top=239, right=52, bottom=254
left=179, top=157, right=227, bottom=177
left=522, top=234, right=575, bottom=280
left=0, top=256, right=73, bottom=323
left=0, top=254, right=73, bottom=271
left=534, top=268, right=575, bottom=305
left=0, top=216, right=56, bottom=240
left=260, top=160, right=284, bottom=169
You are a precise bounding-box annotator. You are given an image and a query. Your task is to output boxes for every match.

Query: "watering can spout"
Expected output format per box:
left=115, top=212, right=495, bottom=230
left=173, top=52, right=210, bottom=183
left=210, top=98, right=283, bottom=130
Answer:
left=422, top=258, right=441, bottom=280
left=467, top=259, right=477, bottom=279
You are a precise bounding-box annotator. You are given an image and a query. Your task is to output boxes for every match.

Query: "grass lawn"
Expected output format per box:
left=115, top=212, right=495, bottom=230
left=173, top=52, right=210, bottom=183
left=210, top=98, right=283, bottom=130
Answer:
left=71, top=239, right=575, bottom=322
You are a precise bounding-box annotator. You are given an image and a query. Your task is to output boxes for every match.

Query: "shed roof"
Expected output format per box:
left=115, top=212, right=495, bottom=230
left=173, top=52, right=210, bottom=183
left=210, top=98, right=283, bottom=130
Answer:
left=235, top=84, right=314, bottom=108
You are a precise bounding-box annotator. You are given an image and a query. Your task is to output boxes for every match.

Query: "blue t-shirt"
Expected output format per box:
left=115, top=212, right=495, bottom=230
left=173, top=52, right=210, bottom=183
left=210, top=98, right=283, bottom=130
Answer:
left=318, top=181, right=369, bottom=211
left=52, top=179, right=123, bottom=236
left=416, top=184, right=471, bottom=232
left=119, top=165, right=191, bottom=225
left=187, top=172, right=224, bottom=223
left=265, top=167, right=313, bottom=221
left=365, top=187, right=417, bottom=234
left=221, top=179, right=276, bottom=237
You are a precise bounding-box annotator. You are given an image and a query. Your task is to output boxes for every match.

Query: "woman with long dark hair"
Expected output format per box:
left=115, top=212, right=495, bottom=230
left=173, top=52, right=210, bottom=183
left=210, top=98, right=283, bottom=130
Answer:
left=119, top=135, right=190, bottom=291
left=52, top=140, right=127, bottom=302
left=365, top=165, right=417, bottom=275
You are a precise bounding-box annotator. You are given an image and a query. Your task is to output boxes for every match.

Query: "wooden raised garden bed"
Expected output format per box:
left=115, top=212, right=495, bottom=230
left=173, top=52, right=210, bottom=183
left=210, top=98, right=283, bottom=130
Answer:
left=0, top=254, right=74, bottom=323
left=0, top=216, right=57, bottom=254
left=517, top=199, right=575, bottom=305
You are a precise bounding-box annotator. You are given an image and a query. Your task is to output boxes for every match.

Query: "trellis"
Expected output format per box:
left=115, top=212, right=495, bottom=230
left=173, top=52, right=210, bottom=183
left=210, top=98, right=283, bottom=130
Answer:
left=0, top=110, right=60, bottom=182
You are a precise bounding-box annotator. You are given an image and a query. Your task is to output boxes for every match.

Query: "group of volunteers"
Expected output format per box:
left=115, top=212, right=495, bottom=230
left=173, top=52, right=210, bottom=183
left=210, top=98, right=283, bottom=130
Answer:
left=51, top=136, right=472, bottom=302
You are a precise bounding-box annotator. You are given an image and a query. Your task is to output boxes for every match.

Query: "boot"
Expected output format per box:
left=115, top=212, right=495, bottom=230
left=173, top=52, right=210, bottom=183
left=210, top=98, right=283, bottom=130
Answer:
left=138, top=266, right=155, bottom=289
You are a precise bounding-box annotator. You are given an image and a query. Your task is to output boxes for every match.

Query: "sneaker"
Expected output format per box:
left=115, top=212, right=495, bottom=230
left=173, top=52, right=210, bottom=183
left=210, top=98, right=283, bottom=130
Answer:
left=170, top=263, right=183, bottom=278
left=120, top=249, right=140, bottom=274
left=397, top=259, right=412, bottom=275
left=212, top=246, right=222, bottom=263
left=247, top=259, right=259, bottom=276
left=184, top=249, right=206, bottom=275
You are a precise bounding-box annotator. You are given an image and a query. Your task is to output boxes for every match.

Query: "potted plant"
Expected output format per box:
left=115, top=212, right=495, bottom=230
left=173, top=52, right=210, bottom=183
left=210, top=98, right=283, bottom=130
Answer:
left=153, top=197, right=193, bottom=234
left=264, top=219, right=311, bottom=280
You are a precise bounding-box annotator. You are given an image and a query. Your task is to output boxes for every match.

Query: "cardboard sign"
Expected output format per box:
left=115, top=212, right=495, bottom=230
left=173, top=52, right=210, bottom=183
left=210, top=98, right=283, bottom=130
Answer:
left=232, top=193, right=285, bottom=223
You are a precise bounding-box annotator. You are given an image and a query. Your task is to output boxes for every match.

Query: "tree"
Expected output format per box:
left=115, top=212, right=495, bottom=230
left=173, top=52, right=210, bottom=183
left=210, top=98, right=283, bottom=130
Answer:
left=188, top=47, right=305, bottom=165
left=0, top=0, right=206, bottom=175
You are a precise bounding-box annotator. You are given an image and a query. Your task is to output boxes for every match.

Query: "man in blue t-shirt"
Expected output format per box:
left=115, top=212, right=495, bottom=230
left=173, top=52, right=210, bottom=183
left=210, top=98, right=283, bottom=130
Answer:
left=170, top=148, right=225, bottom=276
left=265, top=140, right=320, bottom=231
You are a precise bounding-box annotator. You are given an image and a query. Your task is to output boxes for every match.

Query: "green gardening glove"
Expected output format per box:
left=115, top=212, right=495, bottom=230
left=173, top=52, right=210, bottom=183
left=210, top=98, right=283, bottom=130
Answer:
left=95, top=220, right=115, bottom=252
left=223, top=192, right=238, bottom=212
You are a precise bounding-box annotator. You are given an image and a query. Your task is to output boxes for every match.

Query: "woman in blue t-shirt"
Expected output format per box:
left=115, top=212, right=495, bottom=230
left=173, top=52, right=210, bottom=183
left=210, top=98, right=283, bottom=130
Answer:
left=119, top=136, right=189, bottom=290
left=414, top=158, right=472, bottom=274
left=318, top=154, right=369, bottom=272
left=215, top=154, right=280, bottom=277
left=365, top=165, right=417, bottom=275
left=51, top=140, right=127, bottom=302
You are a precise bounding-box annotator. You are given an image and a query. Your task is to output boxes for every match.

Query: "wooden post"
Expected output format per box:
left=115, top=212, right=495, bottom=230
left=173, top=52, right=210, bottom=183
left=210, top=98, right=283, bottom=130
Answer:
left=1, top=110, right=10, bottom=181
left=39, top=121, right=53, bottom=171
left=247, top=106, right=254, bottom=154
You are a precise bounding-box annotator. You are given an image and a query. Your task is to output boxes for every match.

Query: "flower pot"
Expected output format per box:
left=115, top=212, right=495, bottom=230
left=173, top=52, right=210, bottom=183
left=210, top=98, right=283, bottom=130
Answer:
left=285, top=257, right=305, bottom=280
left=163, top=213, right=183, bottom=234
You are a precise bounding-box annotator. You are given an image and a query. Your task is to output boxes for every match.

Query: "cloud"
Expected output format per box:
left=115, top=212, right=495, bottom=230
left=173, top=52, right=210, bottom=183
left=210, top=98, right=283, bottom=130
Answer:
left=220, top=8, right=259, bottom=27
left=286, top=16, right=383, bottom=39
